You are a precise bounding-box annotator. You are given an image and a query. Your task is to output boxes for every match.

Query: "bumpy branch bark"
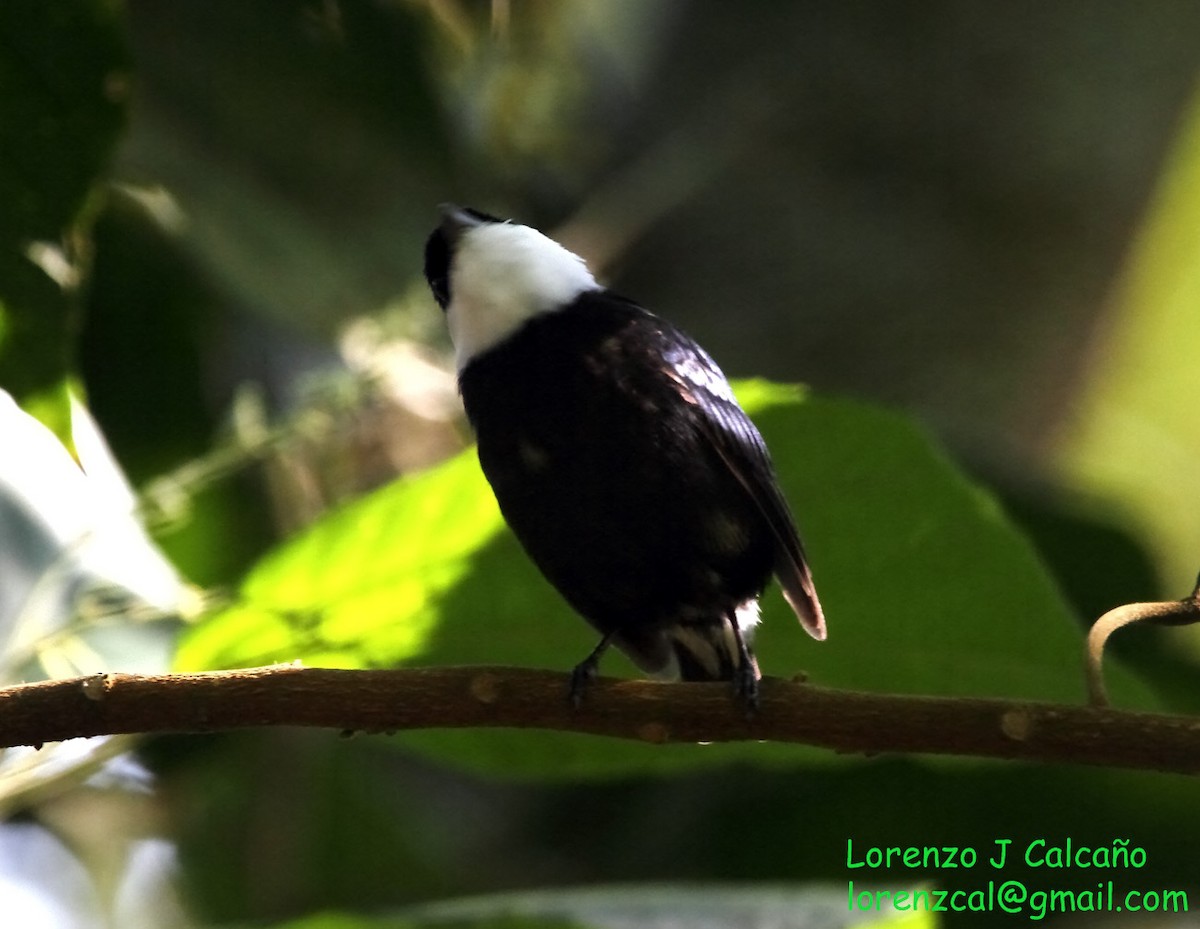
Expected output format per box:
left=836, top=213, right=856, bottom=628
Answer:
left=0, top=665, right=1197, bottom=775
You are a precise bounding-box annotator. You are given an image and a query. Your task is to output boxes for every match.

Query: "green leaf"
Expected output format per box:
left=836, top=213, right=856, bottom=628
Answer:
left=269, top=884, right=924, bottom=929
left=1055, top=88, right=1200, bottom=600
left=180, top=383, right=1159, bottom=777
left=401, top=884, right=921, bottom=929
left=0, top=0, right=130, bottom=434
left=276, top=914, right=587, bottom=929
left=177, top=450, right=505, bottom=671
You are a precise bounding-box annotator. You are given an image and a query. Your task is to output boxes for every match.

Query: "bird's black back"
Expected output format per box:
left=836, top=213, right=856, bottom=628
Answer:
left=459, top=290, right=798, bottom=676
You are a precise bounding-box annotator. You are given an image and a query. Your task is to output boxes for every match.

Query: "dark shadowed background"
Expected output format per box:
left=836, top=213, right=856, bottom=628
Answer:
left=3, top=2, right=1200, bottom=927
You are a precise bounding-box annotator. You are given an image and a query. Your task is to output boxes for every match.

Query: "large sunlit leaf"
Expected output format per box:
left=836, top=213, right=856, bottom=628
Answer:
left=179, top=383, right=1159, bottom=777
left=177, top=450, right=505, bottom=671
left=1055, top=86, right=1200, bottom=613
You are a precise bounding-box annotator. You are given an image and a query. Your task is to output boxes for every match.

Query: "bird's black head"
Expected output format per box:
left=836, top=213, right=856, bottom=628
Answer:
left=423, top=204, right=504, bottom=310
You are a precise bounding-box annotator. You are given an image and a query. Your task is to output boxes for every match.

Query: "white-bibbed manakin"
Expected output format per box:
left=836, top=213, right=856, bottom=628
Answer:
left=423, top=204, right=825, bottom=708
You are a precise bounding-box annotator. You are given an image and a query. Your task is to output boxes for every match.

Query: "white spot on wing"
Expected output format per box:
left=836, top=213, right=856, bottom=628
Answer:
left=671, top=351, right=737, bottom=404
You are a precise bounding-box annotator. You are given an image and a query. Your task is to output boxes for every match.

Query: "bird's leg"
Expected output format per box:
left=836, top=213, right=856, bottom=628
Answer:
left=569, top=630, right=616, bottom=707
left=728, top=612, right=760, bottom=714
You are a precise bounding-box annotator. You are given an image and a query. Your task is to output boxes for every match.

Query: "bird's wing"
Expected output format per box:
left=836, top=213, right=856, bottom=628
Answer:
left=659, top=329, right=827, bottom=641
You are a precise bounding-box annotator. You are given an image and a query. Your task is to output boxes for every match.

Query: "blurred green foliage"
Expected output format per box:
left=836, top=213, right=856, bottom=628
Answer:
left=0, top=0, right=128, bottom=440
left=1057, top=90, right=1200, bottom=595
left=279, top=917, right=590, bottom=929
left=267, top=886, right=935, bottom=929
left=2, top=2, right=1200, bottom=929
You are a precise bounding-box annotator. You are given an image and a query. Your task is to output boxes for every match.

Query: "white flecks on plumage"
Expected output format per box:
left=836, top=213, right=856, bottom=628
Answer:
left=671, top=350, right=737, bottom=404
left=447, top=221, right=601, bottom=370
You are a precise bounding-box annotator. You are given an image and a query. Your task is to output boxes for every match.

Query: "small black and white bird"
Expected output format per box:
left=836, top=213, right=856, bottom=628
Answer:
left=424, top=205, right=825, bottom=706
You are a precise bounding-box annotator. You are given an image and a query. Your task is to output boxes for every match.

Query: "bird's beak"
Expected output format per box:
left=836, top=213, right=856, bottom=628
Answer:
left=437, top=203, right=486, bottom=243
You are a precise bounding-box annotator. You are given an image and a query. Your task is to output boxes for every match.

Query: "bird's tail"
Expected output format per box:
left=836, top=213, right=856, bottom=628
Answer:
left=776, top=551, right=827, bottom=641
left=660, top=601, right=762, bottom=682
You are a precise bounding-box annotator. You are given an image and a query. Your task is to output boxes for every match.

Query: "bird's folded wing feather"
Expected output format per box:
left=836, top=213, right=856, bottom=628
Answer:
left=659, top=332, right=827, bottom=640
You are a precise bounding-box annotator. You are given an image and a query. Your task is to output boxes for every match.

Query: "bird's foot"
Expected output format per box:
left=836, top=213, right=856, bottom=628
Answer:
left=569, top=657, right=600, bottom=707
left=727, top=611, right=760, bottom=716
left=733, top=663, right=760, bottom=716
left=569, top=632, right=615, bottom=707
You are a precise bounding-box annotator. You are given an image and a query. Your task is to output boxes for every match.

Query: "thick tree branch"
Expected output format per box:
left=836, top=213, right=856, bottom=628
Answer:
left=1, top=665, right=1198, bottom=775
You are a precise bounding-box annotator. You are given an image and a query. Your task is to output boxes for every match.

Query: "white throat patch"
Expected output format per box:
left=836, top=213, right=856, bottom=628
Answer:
left=447, top=222, right=601, bottom=370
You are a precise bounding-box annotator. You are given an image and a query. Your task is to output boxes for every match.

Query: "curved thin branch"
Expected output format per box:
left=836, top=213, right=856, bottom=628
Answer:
left=1086, top=572, right=1200, bottom=706
left=1, top=665, right=1198, bottom=775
